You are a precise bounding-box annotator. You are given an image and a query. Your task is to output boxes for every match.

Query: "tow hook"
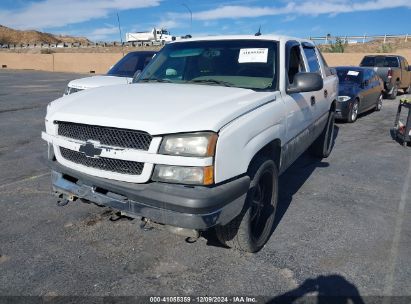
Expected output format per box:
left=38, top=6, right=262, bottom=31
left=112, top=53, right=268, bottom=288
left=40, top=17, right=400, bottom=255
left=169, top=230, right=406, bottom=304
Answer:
left=56, top=193, right=76, bottom=206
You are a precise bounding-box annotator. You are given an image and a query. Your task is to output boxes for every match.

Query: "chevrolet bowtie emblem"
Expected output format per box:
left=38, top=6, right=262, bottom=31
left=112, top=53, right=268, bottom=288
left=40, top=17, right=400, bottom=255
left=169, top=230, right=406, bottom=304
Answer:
left=79, top=141, right=102, bottom=158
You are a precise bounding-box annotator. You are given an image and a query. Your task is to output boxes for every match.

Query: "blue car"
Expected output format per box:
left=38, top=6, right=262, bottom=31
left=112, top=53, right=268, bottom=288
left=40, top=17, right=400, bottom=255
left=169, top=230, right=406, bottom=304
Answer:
left=336, top=66, right=384, bottom=122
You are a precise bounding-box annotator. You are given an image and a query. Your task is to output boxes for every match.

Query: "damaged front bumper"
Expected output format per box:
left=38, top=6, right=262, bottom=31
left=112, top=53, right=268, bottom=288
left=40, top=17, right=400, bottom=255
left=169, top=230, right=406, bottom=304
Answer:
left=50, top=161, right=249, bottom=230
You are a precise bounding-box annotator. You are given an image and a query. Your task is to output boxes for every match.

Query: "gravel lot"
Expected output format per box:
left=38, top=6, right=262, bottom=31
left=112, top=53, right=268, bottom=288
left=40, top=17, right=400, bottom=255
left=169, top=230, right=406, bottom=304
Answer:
left=0, top=70, right=410, bottom=302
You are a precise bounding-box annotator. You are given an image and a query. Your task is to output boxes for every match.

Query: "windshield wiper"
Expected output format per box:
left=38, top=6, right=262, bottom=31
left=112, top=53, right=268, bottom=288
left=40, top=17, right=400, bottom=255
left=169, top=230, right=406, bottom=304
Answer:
left=188, top=79, right=234, bottom=87
left=138, top=77, right=172, bottom=83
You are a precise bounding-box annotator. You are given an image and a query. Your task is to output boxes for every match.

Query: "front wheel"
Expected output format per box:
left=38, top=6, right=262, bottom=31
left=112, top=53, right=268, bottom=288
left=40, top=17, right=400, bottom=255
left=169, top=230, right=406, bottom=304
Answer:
left=215, top=157, right=278, bottom=253
left=309, top=109, right=335, bottom=158
left=375, top=94, right=383, bottom=111
left=347, top=99, right=359, bottom=123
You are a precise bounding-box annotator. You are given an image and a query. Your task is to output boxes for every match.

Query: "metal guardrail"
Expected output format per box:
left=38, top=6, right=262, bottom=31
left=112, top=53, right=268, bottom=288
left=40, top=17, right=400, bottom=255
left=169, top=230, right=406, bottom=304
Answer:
left=0, top=41, right=164, bottom=49
left=310, top=34, right=409, bottom=44
left=1, top=34, right=409, bottom=49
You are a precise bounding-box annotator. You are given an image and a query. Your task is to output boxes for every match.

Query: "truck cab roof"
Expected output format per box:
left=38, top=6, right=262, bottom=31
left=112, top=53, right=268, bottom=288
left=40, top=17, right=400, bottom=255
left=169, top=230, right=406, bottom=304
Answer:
left=169, top=34, right=314, bottom=45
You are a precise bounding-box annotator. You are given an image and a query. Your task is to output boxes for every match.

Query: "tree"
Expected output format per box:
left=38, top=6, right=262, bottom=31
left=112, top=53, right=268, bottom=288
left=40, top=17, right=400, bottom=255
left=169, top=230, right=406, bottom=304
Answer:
left=328, top=37, right=346, bottom=53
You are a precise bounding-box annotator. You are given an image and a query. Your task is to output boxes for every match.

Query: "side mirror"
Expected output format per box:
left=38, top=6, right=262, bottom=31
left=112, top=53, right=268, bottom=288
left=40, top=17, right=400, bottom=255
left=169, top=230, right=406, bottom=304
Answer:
left=287, top=72, right=323, bottom=94
left=166, top=68, right=177, bottom=76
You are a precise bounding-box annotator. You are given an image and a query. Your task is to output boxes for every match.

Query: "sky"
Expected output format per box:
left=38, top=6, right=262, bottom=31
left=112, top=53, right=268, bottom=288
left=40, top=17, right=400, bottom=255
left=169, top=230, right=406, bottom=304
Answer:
left=0, top=0, right=410, bottom=41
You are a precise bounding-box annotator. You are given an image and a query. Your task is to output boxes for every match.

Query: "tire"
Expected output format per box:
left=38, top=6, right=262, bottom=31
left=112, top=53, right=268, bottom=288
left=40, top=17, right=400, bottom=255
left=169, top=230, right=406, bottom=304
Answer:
left=375, top=93, right=383, bottom=111
left=215, top=157, right=278, bottom=253
left=309, top=109, right=335, bottom=158
left=347, top=99, right=359, bottom=123
left=389, top=84, right=398, bottom=99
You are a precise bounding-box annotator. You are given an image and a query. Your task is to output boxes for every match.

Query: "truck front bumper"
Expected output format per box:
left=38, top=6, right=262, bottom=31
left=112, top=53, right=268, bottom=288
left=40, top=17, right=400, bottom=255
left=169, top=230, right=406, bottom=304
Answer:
left=50, top=162, right=250, bottom=230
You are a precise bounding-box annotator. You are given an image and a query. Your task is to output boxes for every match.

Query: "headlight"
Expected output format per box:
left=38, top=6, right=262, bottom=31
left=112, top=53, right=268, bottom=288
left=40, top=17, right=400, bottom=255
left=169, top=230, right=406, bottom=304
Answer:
left=337, top=96, right=351, bottom=102
left=159, top=132, right=218, bottom=157
left=152, top=165, right=214, bottom=185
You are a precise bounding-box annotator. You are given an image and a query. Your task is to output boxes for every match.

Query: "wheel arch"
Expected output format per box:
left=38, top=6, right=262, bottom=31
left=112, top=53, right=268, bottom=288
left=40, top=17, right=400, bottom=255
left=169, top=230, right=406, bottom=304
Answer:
left=330, top=99, right=336, bottom=112
left=248, top=139, right=282, bottom=173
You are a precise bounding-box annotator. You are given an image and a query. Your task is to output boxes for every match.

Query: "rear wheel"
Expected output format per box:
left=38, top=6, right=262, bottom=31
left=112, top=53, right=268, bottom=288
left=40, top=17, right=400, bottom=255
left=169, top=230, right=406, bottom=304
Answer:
left=375, top=93, right=383, bottom=111
left=309, top=108, right=335, bottom=158
left=215, top=157, right=278, bottom=253
left=389, top=84, right=398, bottom=99
left=347, top=99, right=359, bottom=123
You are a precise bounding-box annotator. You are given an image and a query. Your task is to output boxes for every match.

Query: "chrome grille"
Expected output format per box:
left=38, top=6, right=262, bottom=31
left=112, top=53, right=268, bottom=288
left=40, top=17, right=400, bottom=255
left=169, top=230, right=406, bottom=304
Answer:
left=57, top=121, right=152, bottom=150
left=60, top=147, right=144, bottom=175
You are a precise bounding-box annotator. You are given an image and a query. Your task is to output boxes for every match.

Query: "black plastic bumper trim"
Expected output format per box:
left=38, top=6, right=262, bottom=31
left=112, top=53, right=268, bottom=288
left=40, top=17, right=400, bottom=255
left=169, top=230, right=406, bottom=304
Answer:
left=50, top=161, right=250, bottom=230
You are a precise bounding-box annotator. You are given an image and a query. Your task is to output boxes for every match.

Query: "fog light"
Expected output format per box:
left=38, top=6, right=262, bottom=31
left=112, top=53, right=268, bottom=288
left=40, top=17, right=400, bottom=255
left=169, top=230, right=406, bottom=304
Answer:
left=152, top=165, right=214, bottom=185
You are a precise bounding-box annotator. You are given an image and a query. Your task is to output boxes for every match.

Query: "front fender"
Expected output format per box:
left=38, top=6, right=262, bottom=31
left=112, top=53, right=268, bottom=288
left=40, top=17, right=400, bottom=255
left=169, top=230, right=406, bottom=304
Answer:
left=214, top=97, right=286, bottom=183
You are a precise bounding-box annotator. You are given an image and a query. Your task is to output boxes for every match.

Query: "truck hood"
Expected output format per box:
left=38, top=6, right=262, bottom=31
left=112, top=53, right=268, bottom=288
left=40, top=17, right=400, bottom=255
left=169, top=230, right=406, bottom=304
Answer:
left=47, top=83, right=275, bottom=135
left=68, top=75, right=131, bottom=90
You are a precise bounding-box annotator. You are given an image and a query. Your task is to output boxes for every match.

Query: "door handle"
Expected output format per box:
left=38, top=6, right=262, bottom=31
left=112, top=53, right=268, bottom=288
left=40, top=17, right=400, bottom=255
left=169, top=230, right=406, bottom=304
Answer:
left=310, top=96, right=316, bottom=106
left=324, top=89, right=328, bottom=98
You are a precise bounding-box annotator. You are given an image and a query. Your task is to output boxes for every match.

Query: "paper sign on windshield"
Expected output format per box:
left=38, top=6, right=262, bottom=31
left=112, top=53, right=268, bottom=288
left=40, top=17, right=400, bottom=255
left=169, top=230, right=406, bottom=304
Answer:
left=347, top=71, right=359, bottom=76
left=238, top=48, right=268, bottom=63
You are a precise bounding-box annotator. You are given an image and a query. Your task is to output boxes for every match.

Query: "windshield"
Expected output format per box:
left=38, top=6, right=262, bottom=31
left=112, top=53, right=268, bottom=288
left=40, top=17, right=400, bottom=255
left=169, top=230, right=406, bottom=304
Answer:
left=336, top=69, right=363, bottom=84
left=360, top=56, right=399, bottom=68
left=136, top=39, right=278, bottom=90
left=107, top=52, right=155, bottom=77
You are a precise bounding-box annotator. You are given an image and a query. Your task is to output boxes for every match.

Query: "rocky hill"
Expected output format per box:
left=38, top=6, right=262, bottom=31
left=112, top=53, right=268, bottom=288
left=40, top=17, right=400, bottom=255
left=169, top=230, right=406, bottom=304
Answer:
left=0, top=25, right=90, bottom=45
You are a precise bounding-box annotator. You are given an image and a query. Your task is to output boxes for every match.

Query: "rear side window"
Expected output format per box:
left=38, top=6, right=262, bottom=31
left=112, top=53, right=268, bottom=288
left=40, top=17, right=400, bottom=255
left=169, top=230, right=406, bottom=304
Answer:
left=360, top=57, right=375, bottom=67
left=303, top=47, right=321, bottom=73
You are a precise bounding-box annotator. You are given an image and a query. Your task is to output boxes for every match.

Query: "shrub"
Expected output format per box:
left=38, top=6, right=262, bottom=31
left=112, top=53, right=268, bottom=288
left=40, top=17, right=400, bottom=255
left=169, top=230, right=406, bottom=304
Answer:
left=328, top=37, right=346, bottom=53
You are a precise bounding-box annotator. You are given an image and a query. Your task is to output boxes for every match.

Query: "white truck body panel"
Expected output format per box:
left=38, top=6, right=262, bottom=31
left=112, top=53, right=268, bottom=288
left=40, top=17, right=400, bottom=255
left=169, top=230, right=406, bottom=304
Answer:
left=48, top=83, right=275, bottom=135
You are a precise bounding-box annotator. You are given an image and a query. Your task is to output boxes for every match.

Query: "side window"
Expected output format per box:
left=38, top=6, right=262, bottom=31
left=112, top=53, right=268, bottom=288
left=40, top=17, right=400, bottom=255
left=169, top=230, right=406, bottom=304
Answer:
left=404, top=58, right=409, bottom=68
left=317, top=49, right=332, bottom=76
left=119, top=56, right=139, bottom=74
left=136, top=55, right=154, bottom=71
left=143, top=55, right=153, bottom=68
left=287, top=45, right=306, bottom=84
left=303, top=46, right=321, bottom=74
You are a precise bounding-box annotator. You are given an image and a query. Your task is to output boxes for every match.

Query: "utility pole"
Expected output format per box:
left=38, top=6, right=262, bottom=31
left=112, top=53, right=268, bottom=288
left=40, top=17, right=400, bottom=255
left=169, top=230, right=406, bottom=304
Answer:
left=182, top=3, right=192, bottom=34
left=117, top=12, right=124, bottom=57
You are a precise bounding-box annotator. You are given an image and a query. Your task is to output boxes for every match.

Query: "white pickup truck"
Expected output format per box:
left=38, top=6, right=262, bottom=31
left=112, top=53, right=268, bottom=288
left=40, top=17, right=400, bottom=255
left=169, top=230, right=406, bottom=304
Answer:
left=42, top=35, right=338, bottom=252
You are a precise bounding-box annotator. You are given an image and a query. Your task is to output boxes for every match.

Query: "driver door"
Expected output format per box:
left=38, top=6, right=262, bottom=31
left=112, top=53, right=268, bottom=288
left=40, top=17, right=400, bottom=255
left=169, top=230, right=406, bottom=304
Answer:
left=281, top=41, right=314, bottom=170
